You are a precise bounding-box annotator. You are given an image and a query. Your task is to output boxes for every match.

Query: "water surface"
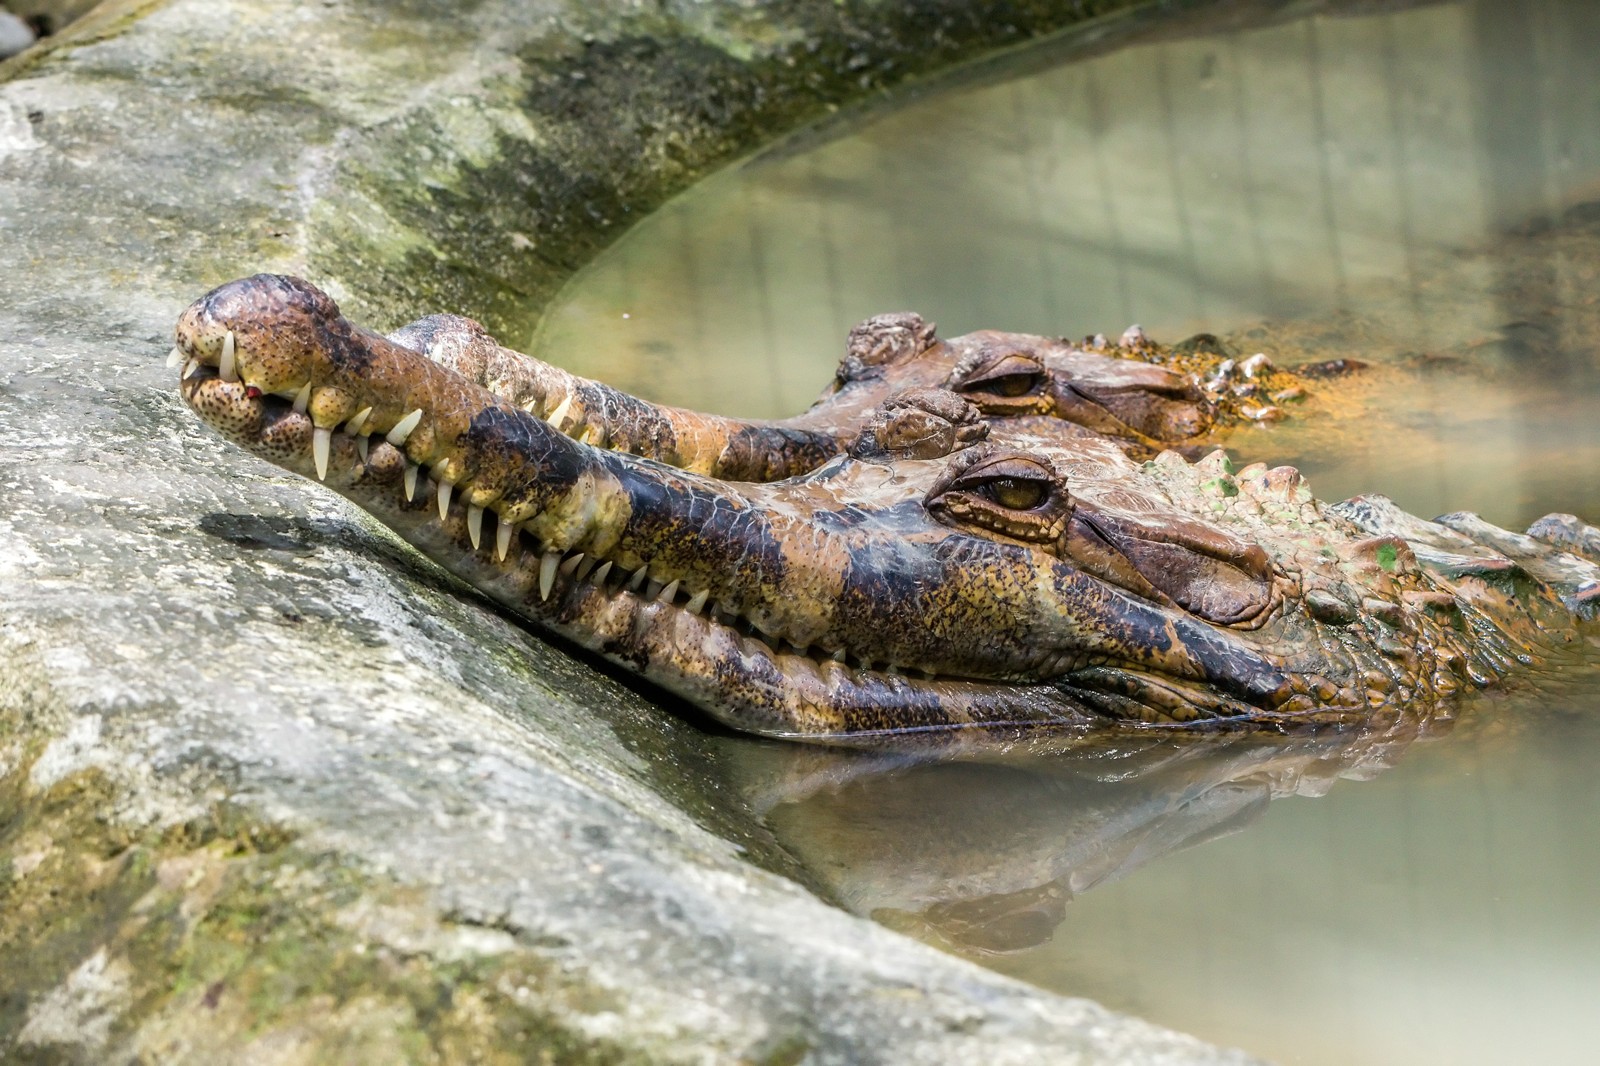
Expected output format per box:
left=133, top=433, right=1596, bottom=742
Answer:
left=536, top=1, right=1600, bottom=1062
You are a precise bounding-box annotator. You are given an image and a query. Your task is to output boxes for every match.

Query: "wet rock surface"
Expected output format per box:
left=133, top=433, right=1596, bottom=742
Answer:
left=0, top=0, right=1256, bottom=1061
left=0, top=13, right=33, bottom=61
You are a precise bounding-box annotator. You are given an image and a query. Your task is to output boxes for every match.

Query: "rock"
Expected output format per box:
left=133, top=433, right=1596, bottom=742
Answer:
left=0, top=13, right=34, bottom=60
left=0, top=0, right=1258, bottom=1061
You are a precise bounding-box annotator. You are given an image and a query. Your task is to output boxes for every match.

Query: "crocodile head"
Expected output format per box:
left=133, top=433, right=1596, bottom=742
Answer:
left=808, top=311, right=1216, bottom=450
left=173, top=277, right=1519, bottom=745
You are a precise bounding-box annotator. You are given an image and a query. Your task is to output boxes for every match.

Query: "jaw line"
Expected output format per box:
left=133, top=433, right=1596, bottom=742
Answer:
left=178, top=360, right=1120, bottom=739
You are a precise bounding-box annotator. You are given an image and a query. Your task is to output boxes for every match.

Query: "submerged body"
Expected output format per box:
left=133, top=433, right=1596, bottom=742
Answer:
left=173, top=276, right=1600, bottom=744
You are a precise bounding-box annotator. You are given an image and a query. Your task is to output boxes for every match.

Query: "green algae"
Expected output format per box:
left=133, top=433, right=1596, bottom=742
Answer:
left=0, top=754, right=644, bottom=1063
left=308, top=0, right=1155, bottom=344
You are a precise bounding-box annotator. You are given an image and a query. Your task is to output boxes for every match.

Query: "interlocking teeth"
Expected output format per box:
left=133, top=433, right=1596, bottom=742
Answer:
left=656, top=579, right=680, bottom=604
left=346, top=406, right=373, bottom=436
left=387, top=408, right=423, bottom=447
left=627, top=566, right=648, bottom=593
left=356, top=435, right=369, bottom=463
left=467, top=505, right=485, bottom=549
left=644, top=578, right=665, bottom=600
left=685, top=589, right=709, bottom=615
left=291, top=382, right=312, bottom=415
left=558, top=552, right=584, bottom=578
left=592, top=561, right=613, bottom=585
left=404, top=463, right=419, bottom=501
left=539, top=551, right=560, bottom=601
left=182, top=358, right=201, bottom=380
left=219, top=330, right=239, bottom=382
left=436, top=478, right=453, bottom=521
left=166, top=345, right=184, bottom=369
left=495, top=518, right=515, bottom=561
left=312, top=426, right=331, bottom=480
left=546, top=394, right=573, bottom=430
left=574, top=555, right=598, bottom=583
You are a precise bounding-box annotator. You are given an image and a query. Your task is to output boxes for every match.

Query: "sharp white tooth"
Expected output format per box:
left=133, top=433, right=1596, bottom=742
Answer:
left=546, top=394, right=573, bottom=430
left=356, top=435, right=369, bottom=463
left=644, top=578, right=665, bottom=600
left=495, top=517, right=514, bottom=560
left=539, top=551, right=560, bottom=601
left=467, top=505, right=484, bottom=549
left=628, top=566, right=648, bottom=592
left=656, top=579, right=679, bottom=604
left=312, top=426, right=331, bottom=480
left=166, top=346, right=184, bottom=369
left=219, top=330, right=239, bottom=382
left=685, top=589, right=709, bottom=615
left=592, top=561, right=613, bottom=585
left=436, top=479, right=453, bottom=520
left=387, top=408, right=423, bottom=447
left=832, top=648, right=847, bottom=663
left=581, top=424, right=606, bottom=447
left=346, top=406, right=373, bottom=435
left=292, top=381, right=312, bottom=414
left=404, top=463, right=419, bottom=501
left=574, top=555, right=598, bottom=582
left=182, top=358, right=201, bottom=379
left=558, top=552, right=584, bottom=577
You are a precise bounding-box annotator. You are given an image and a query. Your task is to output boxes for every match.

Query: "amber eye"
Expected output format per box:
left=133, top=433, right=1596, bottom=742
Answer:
left=982, top=477, right=1047, bottom=510
left=926, top=451, right=1069, bottom=544
left=950, top=352, right=1047, bottom=404
left=983, top=373, right=1042, bottom=398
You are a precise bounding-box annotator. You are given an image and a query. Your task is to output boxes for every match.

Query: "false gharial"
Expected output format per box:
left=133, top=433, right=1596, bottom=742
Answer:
left=172, top=275, right=1600, bottom=745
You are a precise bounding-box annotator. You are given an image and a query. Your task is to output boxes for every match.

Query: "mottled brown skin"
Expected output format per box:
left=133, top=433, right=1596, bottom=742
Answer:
left=389, top=297, right=1285, bottom=477
left=173, top=277, right=1600, bottom=746
left=389, top=312, right=845, bottom=481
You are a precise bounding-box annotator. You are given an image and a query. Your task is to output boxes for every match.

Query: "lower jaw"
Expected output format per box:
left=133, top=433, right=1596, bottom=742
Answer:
left=183, top=373, right=1317, bottom=746
left=184, top=372, right=1112, bottom=742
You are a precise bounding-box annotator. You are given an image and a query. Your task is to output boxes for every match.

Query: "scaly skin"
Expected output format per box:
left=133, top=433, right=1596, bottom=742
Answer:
left=173, top=277, right=1600, bottom=745
left=387, top=292, right=1292, bottom=476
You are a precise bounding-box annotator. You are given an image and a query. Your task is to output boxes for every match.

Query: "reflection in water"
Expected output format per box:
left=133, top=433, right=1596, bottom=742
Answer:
left=722, top=714, right=1440, bottom=956
left=533, top=0, right=1600, bottom=1063
left=712, top=669, right=1600, bottom=1065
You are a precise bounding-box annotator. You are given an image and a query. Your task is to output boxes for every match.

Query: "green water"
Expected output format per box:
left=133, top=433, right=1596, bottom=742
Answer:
left=536, top=1, right=1600, bottom=1062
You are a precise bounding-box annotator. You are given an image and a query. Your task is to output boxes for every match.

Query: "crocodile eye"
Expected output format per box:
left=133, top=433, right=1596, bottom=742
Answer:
left=984, top=373, right=1040, bottom=398
left=982, top=477, right=1047, bottom=510
left=926, top=451, right=1069, bottom=544
left=949, top=352, right=1048, bottom=411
